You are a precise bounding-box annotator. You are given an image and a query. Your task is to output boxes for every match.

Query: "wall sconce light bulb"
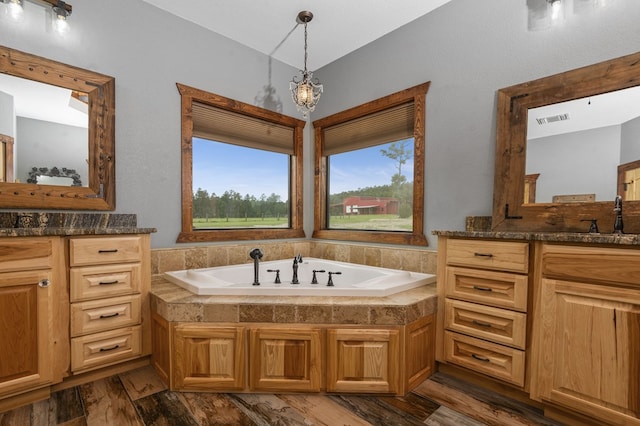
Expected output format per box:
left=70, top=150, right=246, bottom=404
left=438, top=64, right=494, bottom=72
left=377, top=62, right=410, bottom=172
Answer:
left=5, top=0, right=25, bottom=21
left=53, top=13, right=69, bottom=33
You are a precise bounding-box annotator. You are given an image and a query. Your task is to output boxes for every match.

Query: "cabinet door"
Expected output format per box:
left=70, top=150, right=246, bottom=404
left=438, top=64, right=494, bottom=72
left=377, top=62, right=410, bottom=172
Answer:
left=536, top=278, right=640, bottom=425
left=249, top=328, right=322, bottom=392
left=327, top=328, right=400, bottom=394
left=0, top=270, right=53, bottom=398
left=172, top=324, right=245, bottom=391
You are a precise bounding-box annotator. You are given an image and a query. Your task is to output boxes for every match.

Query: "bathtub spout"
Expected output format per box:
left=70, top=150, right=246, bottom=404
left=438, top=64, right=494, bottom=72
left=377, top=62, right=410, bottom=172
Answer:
left=249, top=248, right=263, bottom=285
left=291, top=257, right=300, bottom=284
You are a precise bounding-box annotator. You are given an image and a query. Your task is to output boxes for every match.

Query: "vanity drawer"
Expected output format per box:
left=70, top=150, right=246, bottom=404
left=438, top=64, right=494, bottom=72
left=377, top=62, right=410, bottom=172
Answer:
left=541, top=244, right=640, bottom=287
left=71, top=326, right=142, bottom=372
left=445, top=299, right=526, bottom=349
left=69, top=236, right=143, bottom=267
left=0, top=238, right=53, bottom=272
left=443, top=331, right=525, bottom=387
left=446, top=239, right=529, bottom=273
left=70, top=263, right=141, bottom=302
left=445, top=266, right=528, bottom=311
left=70, top=294, right=141, bottom=337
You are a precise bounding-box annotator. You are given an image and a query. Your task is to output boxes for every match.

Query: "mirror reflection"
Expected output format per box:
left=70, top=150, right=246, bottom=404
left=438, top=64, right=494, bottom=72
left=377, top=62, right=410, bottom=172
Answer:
left=0, top=73, right=89, bottom=187
left=525, top=86, right=640, bottom=204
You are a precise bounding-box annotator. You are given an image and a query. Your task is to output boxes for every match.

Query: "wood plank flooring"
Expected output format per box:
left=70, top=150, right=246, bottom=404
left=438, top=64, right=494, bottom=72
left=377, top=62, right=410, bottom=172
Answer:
left=0, top=366, right=563, bottom=425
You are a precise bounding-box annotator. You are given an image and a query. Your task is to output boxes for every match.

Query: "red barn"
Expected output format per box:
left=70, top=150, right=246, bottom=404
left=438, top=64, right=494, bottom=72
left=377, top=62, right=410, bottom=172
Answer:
left=342, top=196, right=399, bottom=215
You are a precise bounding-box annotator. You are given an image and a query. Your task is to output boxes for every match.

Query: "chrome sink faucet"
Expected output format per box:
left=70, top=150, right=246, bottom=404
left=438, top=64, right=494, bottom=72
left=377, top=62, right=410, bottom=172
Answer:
left=613, top=195, right=624, bottom=234
left=249, top=248, right=263, bottom=285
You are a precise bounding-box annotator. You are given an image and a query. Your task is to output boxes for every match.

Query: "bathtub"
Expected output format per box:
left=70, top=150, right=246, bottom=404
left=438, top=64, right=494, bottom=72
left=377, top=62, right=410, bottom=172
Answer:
left=164, top=257, right=435, bottom=296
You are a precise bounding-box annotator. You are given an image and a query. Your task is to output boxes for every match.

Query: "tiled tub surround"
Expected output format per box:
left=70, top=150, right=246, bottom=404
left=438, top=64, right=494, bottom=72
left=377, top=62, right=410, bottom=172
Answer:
left=151, top=276, right=437, bottom=326
left=151, top=240, right=438, bottom=276
left=150, top=241, right=438, bottom=395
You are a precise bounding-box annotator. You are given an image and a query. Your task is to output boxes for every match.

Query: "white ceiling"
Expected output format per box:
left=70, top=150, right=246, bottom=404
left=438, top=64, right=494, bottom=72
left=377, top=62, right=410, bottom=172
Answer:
left=139, top=0, right=453, bottom=70
left=0, top=73, right=88, bottom=128
left=528, top=86, right=640, bottom=140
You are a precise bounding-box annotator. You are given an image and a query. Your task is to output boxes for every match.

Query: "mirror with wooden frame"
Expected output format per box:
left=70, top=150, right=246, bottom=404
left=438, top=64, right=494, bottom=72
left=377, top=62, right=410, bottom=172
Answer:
left=492, top=51, right=640, bottom=234
left=0, top=45, right=115, bottom=210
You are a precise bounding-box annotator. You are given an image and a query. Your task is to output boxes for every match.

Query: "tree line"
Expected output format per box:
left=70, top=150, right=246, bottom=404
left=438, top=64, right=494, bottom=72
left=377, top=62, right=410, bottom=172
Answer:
left=192, top=189, right=289, bottom=220
left=191, top=181, right=413, bottom=221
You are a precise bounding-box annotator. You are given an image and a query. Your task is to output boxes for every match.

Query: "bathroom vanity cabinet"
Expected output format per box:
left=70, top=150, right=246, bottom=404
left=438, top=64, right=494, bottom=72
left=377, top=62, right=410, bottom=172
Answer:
left=437, top=237, right=530, bottom=387
left=435, top=232, right=640, bottom=425
left=0, top=237, right=66, bottom=402
left=0, top=230, right=153, bottom=413
left=530, top=242, right=640, bottom=425
left=68, top=235, right=150, bottom=372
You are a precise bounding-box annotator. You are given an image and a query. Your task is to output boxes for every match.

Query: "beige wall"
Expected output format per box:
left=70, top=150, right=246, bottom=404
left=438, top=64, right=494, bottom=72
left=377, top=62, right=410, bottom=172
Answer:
left=151, top=241, right=437, bottom=276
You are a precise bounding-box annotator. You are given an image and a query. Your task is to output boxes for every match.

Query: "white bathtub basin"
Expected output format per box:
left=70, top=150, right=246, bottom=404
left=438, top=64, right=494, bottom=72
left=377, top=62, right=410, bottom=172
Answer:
left=164, top=257, right=435, bottom=296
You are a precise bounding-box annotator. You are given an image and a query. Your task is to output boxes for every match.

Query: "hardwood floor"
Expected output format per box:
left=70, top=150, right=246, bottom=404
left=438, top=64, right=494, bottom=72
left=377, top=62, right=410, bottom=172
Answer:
left=0, top=366, right=563, bottom=425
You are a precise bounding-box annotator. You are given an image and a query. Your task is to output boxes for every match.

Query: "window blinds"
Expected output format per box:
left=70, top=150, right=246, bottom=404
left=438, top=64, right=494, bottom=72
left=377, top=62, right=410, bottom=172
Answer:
left=322, top=102, right=414, bottom=156
left=192, top=102, right=294, bottom=155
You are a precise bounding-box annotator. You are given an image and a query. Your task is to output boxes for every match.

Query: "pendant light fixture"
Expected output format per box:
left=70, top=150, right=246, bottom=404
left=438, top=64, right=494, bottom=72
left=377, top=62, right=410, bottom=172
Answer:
left=290, top=11, right=323, bottom=118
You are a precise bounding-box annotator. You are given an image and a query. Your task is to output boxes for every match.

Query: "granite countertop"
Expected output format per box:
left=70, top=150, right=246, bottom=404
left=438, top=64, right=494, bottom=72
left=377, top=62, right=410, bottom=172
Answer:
left=0, top=227, right=156, bottom=237
left=0, top=212, right=156, bottom=236
left=433, top=230, right=640, bottom=245
left=150, top=275, right=438, bottom=326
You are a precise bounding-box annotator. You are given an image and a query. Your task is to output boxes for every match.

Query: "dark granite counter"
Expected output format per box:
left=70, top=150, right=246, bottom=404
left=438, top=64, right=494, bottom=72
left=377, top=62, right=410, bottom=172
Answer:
left=433, top=230, right=640, bottom=245
left=0, top=212, right=156, bottom=236
left=0, top=227, right=156, bottom=237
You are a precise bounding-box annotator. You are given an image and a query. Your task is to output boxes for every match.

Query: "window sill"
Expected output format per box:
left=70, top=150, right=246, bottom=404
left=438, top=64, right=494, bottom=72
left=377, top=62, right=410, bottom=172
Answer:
left=312, top=229, right=428, bottom=246
left=178, top=229, right=305, bottom=243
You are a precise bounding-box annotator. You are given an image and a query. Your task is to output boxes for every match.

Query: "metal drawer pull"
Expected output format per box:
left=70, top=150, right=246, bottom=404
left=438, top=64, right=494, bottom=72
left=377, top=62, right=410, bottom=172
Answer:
left=98, top=249, right=118, bottom=253
left=99, top=344, right=120, bottom=352
left=471, top=354, right=490, bottom=362
left=472, top=319, right=493, bottom=328
left=473, top=252, right=493, bottom=258
left=99, top=312, right=120, bottom=319
left=472, top=285, right=493, bottom=292
left=99, top=280, right=119, bottom=285
left=38, top=279, right=50, bottom=288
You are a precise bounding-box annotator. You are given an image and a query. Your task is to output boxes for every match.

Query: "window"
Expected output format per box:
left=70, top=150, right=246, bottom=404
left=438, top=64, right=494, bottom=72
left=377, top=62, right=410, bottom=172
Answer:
left=177, top=84, right=305, bottom=243
left=313, top=83, right=430, bottom=246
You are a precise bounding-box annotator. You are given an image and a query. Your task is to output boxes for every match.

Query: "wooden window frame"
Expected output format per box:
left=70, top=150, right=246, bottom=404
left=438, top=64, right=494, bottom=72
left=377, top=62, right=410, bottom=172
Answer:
left=176, top=83, right=306, bottom=243
left=312, top=82, right=430, bottom=246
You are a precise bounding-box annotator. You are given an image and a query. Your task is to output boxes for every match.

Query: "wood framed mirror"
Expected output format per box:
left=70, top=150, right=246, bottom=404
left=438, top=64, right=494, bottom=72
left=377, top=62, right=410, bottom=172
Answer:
left=0, top=45, right=115, bottom=210
left=493, top=50, right=640, bottom=234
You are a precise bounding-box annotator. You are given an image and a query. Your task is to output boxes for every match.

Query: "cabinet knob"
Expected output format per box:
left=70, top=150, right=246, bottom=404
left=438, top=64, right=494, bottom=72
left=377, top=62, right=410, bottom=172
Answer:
left=38, top=279, right=50, bottom=288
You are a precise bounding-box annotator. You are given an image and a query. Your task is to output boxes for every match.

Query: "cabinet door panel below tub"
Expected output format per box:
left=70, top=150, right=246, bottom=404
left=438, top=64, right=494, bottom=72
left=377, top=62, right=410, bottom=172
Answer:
left=249, top=328, right=322, bottom=392
left=326, top=328, right=400, bottom=394
left=172, top=324, right=245, bottom=391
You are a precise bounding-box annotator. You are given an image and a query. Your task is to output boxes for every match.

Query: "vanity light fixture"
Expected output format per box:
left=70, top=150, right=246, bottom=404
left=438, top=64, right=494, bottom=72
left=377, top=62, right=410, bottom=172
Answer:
left=1, top=0, right=72, bottom=33
left=2, top=0, right=24, bottom=21
left=290, top=11, right=323, bottom=118
left=50, top=0, right=71, bottom=33
left=527, top=0, right=565, bottom=30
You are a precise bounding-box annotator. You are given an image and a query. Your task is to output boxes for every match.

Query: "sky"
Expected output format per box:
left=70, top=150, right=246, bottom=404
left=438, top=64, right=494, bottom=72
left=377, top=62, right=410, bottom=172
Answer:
left=192, top=138, right=414, bottom=200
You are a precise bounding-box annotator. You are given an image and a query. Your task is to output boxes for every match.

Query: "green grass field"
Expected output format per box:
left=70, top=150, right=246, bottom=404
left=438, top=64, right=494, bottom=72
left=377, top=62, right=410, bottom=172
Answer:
left=193, top=214, right=412, bottom=231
